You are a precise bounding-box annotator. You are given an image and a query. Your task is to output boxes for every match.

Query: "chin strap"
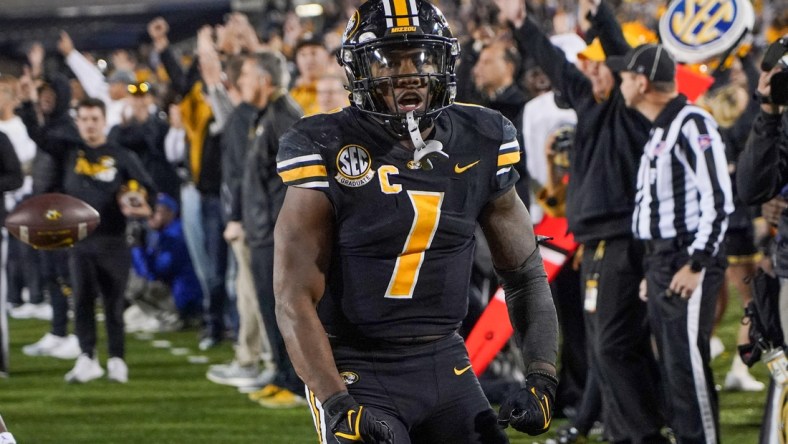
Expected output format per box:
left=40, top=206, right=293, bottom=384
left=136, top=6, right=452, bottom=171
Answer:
left=406, top=111, right=447, bottom=171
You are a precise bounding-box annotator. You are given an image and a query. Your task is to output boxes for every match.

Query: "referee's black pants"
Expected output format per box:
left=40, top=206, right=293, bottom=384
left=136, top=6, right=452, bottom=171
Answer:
left=582, top=237, right=666, bottom=443
left=644, top=239, right=723, bottom=444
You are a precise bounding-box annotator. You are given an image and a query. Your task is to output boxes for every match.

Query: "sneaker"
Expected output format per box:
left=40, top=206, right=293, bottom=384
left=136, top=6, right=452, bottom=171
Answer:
left=248, top=384, right=282, bottom=402
left=198, top=337, right=221, bottom=351
left=724, top=371, right=765, bottom=391
left=710, top=336, right=725, bottom=360
left=50, top=335, right=82, bottom=360
left=22, top=333, right=65, bottom=356
left=107, top=357, right=129, bottom=383
left=557, top=426, right=587, bottom=444
left=206, top=362, right=261, bottom=387
left=255, top=385, right=307, bottom=409
left=31, top=303, right=53, bottom=321
left=9, top=303, right=37, bottom=319
left=65, top=354, right=104, bottom=383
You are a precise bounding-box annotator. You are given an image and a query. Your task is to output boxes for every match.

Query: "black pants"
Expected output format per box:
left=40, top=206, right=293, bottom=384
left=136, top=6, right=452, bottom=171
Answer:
left=644, top=240, right=723, bottom=444
left=582, top=238, right=666, bottom=443
left=39, top=249, right=70, bottom=337
left=7, top=235, right=42, bottom=305
left=0, top=233, right=7, bottom=375
left=310, top=333, right=508, bottom=444
left=250, top=243, right=302, bottom=393
left=552, top=262, right=587, bottom=414
left=69, top=236, right=131, bottom=359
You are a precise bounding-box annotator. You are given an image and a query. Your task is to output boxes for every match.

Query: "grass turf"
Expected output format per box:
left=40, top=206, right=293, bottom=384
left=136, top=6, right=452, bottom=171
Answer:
left=1, top=293, right=768, bottom=443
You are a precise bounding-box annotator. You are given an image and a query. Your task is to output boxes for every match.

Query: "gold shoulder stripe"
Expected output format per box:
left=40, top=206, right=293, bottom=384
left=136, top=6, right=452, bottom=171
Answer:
left=453, top=102, right=485, bottom=108
left=279, top=165, right=328, bottom=182
left=497, top=151, right=521, bottom=167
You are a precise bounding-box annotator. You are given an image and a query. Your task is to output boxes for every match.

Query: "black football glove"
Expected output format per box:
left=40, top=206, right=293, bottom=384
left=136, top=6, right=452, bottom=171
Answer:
left=497, top=372, right=558, bottom=436
left=323, top=392, right=394, bottom=444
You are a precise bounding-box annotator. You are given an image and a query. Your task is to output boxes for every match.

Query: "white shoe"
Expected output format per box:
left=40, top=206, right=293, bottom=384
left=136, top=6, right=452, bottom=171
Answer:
left=710, top=336, right=725, bottom=360
left=31, top=303, right=53, bottom=321
left=724, top=371, right=765, bottom=391
left=50, top=335, right=82, bottom=360
left=22, top=333, right=65, bottom=356
left=107, top=357, right=128, bottom=383
left=9, top=303, right=37, bottom=319
left=65, top=354, right=104, bottom=383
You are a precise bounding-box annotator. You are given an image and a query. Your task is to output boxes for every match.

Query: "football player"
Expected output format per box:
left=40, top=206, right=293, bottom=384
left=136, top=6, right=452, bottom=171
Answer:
left=274, top=0, right=558, bottom=442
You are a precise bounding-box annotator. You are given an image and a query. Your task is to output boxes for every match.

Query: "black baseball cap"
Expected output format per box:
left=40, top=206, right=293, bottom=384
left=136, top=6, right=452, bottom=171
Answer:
left=606, top=44, right=676, bottom=82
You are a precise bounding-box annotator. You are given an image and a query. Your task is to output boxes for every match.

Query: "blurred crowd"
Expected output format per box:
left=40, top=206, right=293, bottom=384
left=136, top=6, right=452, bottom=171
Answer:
left=0, top=0, right=787, bottom=441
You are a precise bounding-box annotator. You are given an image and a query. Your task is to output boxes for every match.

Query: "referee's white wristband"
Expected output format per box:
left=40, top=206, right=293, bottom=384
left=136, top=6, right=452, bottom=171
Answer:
left=0, top=432, right=16, bottom=444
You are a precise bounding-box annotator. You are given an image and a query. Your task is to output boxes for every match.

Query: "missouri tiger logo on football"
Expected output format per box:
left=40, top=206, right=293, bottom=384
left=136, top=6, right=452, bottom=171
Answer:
left=336, top=144, right=375, bottom=187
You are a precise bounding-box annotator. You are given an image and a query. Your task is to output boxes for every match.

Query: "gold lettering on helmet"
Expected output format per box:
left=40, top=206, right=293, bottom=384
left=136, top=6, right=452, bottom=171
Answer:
left=391, top=26, right=417, bottom=33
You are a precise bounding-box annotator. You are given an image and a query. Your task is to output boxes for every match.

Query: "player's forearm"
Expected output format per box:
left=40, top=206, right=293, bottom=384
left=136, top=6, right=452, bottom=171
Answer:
left=275, top=296, right=347, bottom=402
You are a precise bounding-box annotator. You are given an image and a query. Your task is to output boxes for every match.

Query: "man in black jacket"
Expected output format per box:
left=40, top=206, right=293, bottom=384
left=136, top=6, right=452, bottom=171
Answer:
left=0, top=130, right=23, bottom=377
left=41, top=98, right=156, bottom=384
left=236, top=51, right=305, bottom=408
left=496, top=0, right=667, bottom=442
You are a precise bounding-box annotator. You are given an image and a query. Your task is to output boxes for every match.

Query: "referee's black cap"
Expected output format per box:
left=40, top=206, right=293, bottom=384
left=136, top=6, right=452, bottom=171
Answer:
left=607, top=44, right=676, bottom=82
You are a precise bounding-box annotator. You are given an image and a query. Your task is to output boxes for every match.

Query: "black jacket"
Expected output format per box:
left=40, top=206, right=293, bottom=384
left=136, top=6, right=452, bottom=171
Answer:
left=0, top=132, right=23, bottom=223
left=241, top=93, right=303, bottom=247
left=109, top=116, right=182, bottom=200
left=737, top=110, right=788, bottom=277
left=221, top=102, right=257, bottom=222
left=512, top=3, right=651, bottom=242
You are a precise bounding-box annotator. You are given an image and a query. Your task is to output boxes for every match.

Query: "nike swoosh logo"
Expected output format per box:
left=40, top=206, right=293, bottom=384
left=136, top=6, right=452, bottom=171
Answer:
left=454, top=365, right=473, bottom=376
left=454, top=160, right=480, bottom=174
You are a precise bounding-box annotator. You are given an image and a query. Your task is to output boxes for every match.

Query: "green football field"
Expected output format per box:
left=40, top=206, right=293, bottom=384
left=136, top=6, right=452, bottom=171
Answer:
left=1, top=295, right=768, bottom=443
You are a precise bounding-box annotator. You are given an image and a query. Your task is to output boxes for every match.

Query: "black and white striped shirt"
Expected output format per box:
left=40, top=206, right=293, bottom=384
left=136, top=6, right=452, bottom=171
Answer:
left=633, top=95, right=733, bottom=262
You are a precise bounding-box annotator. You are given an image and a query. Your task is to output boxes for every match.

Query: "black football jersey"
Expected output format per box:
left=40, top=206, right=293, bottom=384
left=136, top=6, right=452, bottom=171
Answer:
left=277, top=105, right=520, bottom=339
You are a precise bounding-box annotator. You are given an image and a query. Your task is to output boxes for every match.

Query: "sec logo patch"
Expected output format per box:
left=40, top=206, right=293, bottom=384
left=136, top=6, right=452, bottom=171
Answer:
left=340, top=371, right=359, bottom=386
left=336, top=145, right=375, bottom=187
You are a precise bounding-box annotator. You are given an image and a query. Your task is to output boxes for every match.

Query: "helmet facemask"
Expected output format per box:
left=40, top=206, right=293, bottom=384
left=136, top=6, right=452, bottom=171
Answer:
left=342, top=37, right=459, bottom=139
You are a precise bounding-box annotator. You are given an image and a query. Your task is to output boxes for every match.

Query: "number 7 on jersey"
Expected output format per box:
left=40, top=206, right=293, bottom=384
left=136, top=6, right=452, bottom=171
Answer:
left=385, top=191, right=444, bottom=299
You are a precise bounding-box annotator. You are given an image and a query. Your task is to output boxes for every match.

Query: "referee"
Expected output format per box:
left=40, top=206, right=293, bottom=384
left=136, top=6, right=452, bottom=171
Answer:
left=609, top=44, right=733, bottom=444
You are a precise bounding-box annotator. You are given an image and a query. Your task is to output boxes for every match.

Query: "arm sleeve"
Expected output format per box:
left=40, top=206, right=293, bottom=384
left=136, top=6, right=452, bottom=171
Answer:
left=0, top=133, right=23, bottom=192
left=205, top=84, right=235, bottom=132
left=588, top=2, right=631, bottom=57
left=512, top=20, right=595, bottom=112
left=221, top=112, right=248, bottom=221
left=131, top=246, right=156, bottom=281
left=164, top=127, right=187, bottom=163
left=737, top=112, right=788, bottom=205
left=65, top=51, right=110, bottom=104
left=684, top=115, right=734, bottom=263
left=496, top=247, right=559, bottom=372
left=276, top=128, right=330, bottom=191
left=122, top=150, right=159, bottom=203
left=158, top=48, right=201, bottom=97
left=491, top=116, right=522, bottom=201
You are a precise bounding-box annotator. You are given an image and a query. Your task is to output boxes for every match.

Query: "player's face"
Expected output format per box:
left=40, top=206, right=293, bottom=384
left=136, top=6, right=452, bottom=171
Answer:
left=370, top=46, right=438, bottom=114
left=76, top=106, right=107, bottom=146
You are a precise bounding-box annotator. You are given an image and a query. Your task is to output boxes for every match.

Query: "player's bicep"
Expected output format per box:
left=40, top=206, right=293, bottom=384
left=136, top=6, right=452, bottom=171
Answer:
left=273, top=186, right=334, bottom=307
left=479, top=187, right=537, bottom=270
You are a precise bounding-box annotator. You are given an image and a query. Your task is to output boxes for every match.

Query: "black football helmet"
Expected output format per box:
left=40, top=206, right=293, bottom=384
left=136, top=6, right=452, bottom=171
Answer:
left=339, top=0, right=460, bottom=137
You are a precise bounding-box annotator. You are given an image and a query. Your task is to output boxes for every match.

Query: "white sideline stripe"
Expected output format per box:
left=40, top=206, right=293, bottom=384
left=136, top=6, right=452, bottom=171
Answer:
left=277, top=154, right=323, bottom=169
left=687, top=269, right=717, bottom=444
left=496, top=167, right=512, bottom=176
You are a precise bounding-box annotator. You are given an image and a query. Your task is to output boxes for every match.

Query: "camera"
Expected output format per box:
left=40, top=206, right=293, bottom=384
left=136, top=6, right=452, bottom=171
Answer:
left=760, top=37, right=788, bottom=106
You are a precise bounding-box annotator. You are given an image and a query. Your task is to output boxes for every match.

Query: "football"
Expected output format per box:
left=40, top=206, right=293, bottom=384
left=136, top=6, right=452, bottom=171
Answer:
left=4, top=193, right=100, bottom=250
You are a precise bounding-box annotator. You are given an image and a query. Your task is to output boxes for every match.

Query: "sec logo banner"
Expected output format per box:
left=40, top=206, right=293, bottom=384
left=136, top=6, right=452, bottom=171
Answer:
left=659, top=0, right=754, bottom=64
